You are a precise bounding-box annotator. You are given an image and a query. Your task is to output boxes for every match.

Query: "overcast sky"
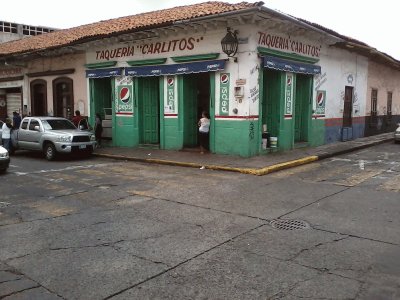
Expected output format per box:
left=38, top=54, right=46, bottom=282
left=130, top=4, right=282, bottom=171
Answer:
left=1, top=0, right=398, bottom=60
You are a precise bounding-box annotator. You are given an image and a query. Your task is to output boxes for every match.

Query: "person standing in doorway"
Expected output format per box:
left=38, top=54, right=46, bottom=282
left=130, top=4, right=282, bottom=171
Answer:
left=94, top=113, right=103, bottom=147
left=198, top=111, right=210, bottom=154
left=1, top=118, right=13, bottom=152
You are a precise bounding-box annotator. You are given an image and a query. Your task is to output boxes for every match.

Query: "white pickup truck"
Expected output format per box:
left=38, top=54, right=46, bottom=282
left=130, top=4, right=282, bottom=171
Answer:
left=10, top=116, right=97, bottom=160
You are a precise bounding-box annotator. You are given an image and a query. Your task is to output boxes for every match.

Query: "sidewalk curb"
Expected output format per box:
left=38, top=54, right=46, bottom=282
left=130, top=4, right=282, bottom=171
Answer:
left=93, top=137, right=394, bottom=176
left=93, top=153, right=319, bottom=176
left=253, top=156, right=319, bottom=176
left=316, top=137, right=393, bottom=159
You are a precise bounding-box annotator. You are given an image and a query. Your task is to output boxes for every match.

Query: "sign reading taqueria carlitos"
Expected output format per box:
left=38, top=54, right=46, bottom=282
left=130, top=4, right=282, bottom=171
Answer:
left=0, top=68, right=23, bottom=78
left=95, top=36, right=204, bottom=61
left=258, top=32, right=322, bottom=58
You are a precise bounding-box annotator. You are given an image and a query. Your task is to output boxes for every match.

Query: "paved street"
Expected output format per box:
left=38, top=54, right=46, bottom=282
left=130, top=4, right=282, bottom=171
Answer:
left=1, top=143, right=400, bottom=299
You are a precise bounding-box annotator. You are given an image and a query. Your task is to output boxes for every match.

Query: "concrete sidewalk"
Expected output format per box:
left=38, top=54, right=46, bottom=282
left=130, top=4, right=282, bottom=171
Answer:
left=93, top=132, right=394, bottom=175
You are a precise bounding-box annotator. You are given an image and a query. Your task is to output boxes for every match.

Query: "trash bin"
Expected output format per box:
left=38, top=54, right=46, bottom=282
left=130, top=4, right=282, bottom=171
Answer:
left=270, top=136, right=278, bottom=148
left=262, top=132, right=270, bottom=149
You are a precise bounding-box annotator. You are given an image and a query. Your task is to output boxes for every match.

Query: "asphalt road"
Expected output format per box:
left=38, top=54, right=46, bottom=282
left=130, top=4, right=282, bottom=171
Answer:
left=1, top=143, right=399, bottom=299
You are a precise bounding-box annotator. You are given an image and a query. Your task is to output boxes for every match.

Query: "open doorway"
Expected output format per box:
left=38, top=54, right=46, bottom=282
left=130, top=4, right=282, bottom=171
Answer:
left=90, top=78, right=113, bottom=143
left=182, top=72, right=210, bottom=150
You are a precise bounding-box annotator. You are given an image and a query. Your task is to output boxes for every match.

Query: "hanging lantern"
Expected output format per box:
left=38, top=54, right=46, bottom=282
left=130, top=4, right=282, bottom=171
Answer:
left=221, top=27, right=238, bottom=57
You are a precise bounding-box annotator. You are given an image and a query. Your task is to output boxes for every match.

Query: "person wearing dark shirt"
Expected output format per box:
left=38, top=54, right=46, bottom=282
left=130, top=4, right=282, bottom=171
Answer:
left=12, top=111, right=22, bottom=129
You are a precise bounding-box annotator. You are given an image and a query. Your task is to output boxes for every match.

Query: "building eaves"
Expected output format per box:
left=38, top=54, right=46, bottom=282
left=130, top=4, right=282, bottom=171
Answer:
left=297, top=17, right=400, bottom=69
left=0, top=1, right=260, bottom=58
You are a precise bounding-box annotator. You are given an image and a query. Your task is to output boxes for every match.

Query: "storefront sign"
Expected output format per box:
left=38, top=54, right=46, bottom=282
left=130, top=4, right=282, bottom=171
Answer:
left=315, top=90, right=326, bottom=117
left=165, top=76, right=176, bottom=113
left=284, top=73, right=293, bottom=118
left=219, top=73, right=230, bottom=116
left=258, top=32, right=322, bottom=58
left=115, top=84, right=133, bottom=116
left=94, top=37, right=205, bottom=61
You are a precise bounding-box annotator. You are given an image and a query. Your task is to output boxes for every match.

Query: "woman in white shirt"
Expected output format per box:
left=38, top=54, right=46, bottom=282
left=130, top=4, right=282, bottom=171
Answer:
left=1, top=118, right=12, bottom=151
left=198, top=111, right=210, bottom=154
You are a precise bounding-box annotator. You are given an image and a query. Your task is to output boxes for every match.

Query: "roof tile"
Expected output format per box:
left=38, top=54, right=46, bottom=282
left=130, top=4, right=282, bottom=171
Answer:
left=0, top=1, right=259, bottom=56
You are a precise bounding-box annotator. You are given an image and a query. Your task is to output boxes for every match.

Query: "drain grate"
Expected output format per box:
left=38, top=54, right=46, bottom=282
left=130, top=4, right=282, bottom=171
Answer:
left=270, top=219, right=310, bottom=230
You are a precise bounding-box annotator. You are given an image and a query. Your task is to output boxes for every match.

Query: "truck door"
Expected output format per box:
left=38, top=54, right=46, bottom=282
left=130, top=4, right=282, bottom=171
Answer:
left=16, top=119, right=29, bottom=149
left=18, top=118, right=42, bottom=150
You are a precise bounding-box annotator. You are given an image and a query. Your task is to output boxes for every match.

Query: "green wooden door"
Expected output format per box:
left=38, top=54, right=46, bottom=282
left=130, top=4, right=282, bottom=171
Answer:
left=138, top=77, right=159, bottom=144
left=263, top=69, right=282, bottom=137
left=182, top=75, right=198, bottom=147
left=294, top=75, right=311, bottom=143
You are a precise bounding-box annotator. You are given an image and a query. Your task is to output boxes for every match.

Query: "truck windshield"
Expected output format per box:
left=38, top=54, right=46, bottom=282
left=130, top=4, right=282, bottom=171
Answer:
left=42, top=119, right=77, bottom=130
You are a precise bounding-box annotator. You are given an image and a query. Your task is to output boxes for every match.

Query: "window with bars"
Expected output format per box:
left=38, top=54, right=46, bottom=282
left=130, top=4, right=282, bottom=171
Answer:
left=1, top=21, right=55, bottom=36
left=22, top=25, right=55, bottom=36
left=0, top=21, right=18, bottom=33
left=387, top=91, right=393, bottom=123
left=371, top=89, right=378, bottom=125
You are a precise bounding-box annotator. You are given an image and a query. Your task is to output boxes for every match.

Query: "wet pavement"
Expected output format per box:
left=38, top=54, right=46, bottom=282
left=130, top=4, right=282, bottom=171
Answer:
left=93, top=132, right=395, bottom=175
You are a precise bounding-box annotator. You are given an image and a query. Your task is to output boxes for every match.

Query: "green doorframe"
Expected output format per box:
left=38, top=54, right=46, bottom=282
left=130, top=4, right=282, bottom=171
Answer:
left=260, top=68, right=317, bottom=151
left=89, top=78, right=113, bottom=124
left=177, top=72, right=215, bottom=150
left=159, top=77, right=165, bottom=149
left=89, top=79, right=94, bottom=125
left=182, top=75, right=198, bottom=147
left=177, top=75, right=184, bottom=148
left=260, top=68, right=285, bottom=148
left=294, top=74, right=313, bottom=144
left=89, top=77, right=114, bottom=145
left=209, top=72, right=215, bottom=153
left=258, top=65, right=264, bottom=152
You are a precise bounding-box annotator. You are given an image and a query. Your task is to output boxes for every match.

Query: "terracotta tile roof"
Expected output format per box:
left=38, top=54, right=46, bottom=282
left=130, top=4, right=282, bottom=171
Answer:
left=0, top=1, right=261, bottom=57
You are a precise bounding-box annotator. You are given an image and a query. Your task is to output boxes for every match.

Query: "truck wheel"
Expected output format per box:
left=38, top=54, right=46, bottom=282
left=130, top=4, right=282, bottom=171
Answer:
left=44, top=143, right=57, bottom=161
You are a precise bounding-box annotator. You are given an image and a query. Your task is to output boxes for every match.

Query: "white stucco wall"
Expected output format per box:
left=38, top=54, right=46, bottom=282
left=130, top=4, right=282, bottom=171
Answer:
left=86, top=24, right=261, bottom=119
left=27, top=53, right=87, bottom=115
left=317, top=47, right=368, bottom=119
left=367, top=61, right=400, bottom=116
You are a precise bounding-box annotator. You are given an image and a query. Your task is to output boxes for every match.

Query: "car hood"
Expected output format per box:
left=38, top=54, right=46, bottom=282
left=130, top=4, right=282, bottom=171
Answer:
left=48, top=129, right=93, bottom=135
left=0, top=146, right=8, bottom=155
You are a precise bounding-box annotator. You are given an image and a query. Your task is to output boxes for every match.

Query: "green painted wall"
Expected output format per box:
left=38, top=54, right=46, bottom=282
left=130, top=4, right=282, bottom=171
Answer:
left=309, top=118, right=325, bottom=146
left=163, top=118, right=181, bottom=149
left=113, top=115, right=137, bottom=147
left=214, top=119, right=259, bottom=157
left=113, top=78, right=137, bottom=147
left=279, top=119, right=294, bottom=150
left=260, top=69, right=325, bottom=152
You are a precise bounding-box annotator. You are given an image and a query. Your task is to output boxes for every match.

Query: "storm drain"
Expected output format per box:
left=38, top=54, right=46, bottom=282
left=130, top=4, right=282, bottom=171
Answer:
left=270, top=219, right=310, bottom=230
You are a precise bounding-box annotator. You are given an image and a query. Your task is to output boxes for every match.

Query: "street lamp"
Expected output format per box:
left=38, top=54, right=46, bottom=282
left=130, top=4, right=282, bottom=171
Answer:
left=221, top=27, right=238, bottom=57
